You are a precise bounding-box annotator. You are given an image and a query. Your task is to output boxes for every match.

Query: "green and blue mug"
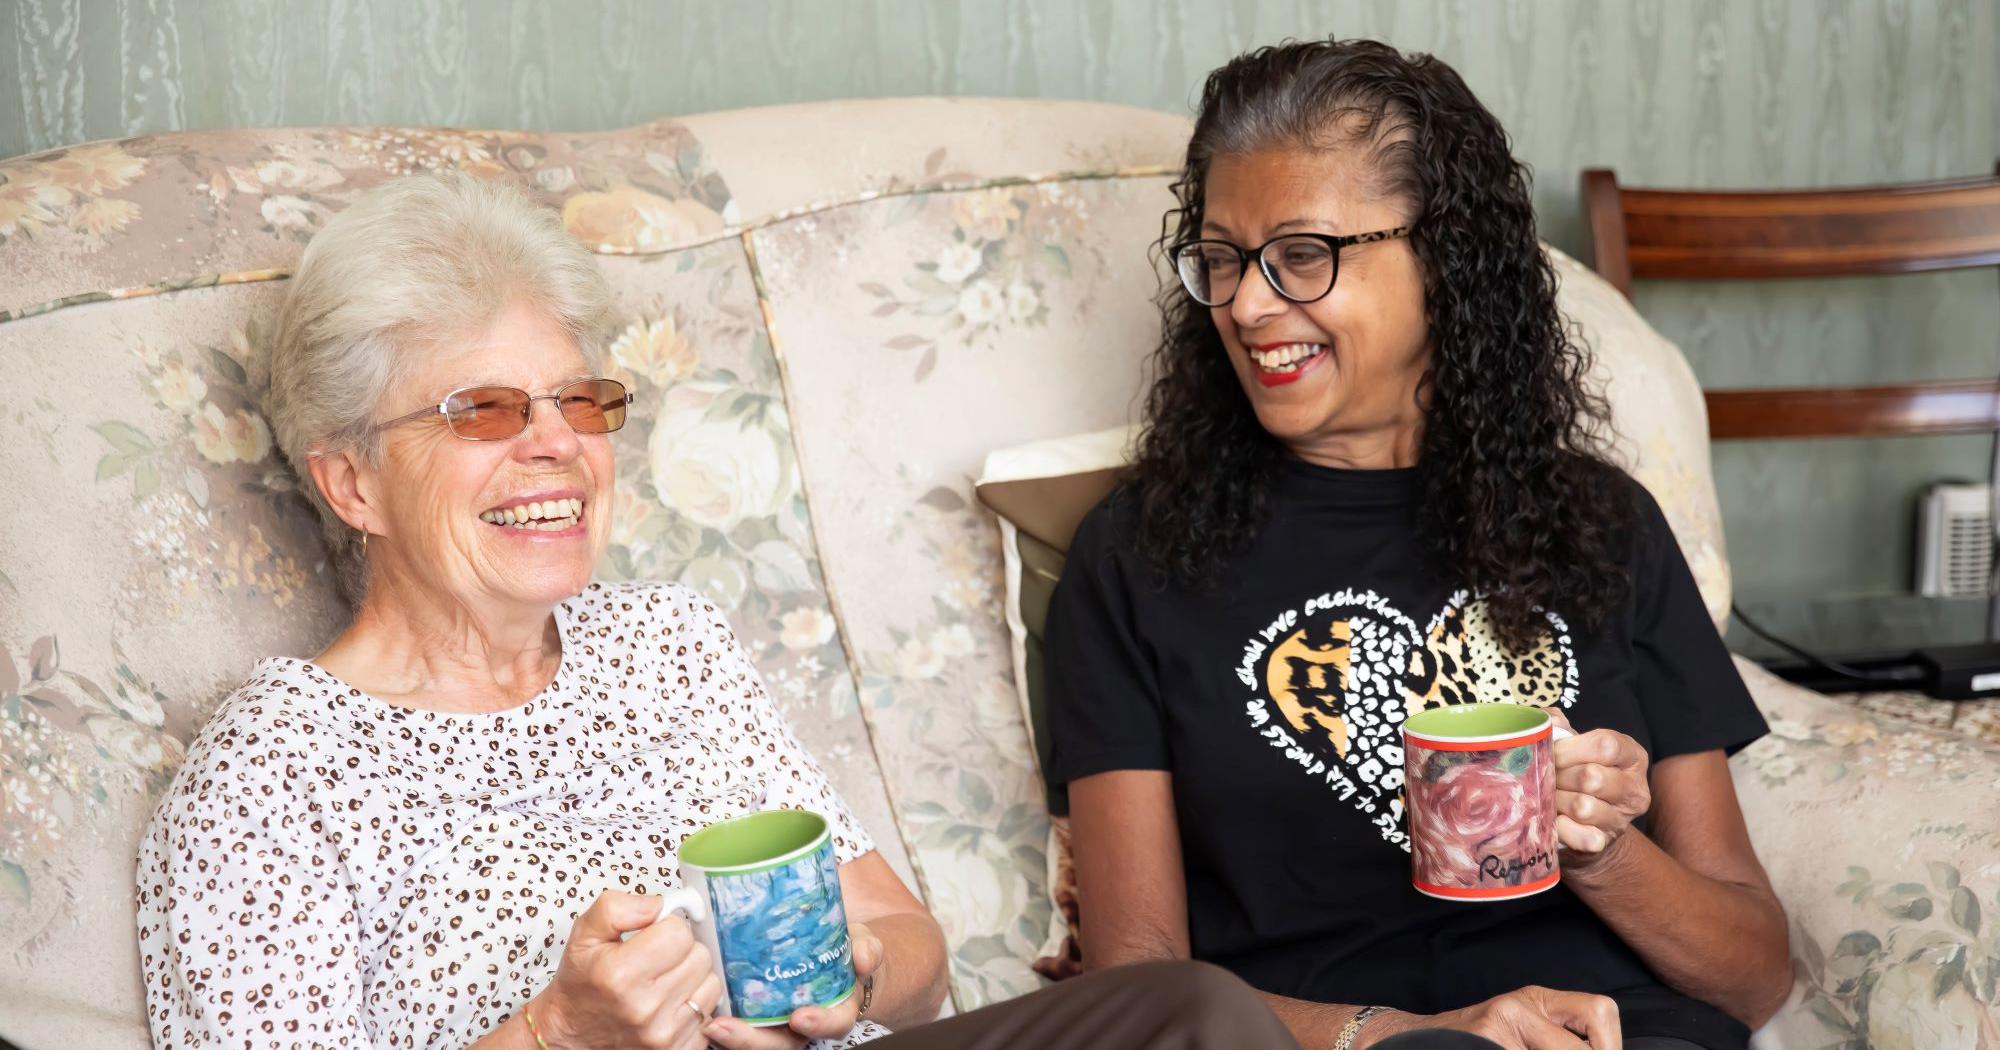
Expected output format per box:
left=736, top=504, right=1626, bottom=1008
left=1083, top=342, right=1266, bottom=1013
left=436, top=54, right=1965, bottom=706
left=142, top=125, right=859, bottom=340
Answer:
left=668, top=808, right=857, bottom=1026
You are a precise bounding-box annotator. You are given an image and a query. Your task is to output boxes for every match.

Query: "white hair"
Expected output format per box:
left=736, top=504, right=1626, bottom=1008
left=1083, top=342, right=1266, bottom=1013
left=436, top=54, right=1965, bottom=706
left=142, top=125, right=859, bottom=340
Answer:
left=259, top=170, right=616, bottom=602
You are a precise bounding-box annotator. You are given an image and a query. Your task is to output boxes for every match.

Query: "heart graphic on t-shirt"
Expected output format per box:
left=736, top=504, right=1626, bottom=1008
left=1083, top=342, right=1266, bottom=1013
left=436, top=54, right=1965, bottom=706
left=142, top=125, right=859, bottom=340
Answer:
left=1243, top=588, right=1577, bottom=849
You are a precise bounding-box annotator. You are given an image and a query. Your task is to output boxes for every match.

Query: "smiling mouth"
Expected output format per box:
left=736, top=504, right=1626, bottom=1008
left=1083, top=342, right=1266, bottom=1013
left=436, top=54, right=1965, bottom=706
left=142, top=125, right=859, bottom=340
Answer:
left=478, top=497, right=584, bottom=532
left=1249, top=342, right=1329, bottom=375
left=1247, top=342, right=1330, bottom=387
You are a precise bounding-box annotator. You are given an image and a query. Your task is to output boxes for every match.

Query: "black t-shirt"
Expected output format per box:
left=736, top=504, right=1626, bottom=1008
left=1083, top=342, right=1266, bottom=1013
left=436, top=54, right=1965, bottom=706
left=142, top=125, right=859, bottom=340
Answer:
left=1045, top=460, right=1768, bottom=1049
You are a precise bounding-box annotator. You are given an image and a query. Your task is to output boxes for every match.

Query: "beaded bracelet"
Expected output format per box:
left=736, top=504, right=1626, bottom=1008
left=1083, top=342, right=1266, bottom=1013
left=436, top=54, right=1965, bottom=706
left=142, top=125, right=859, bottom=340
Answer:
left=1334, top=1004, right=1389, bottom=1050
left=522, top=1005, right=550, bottom=1049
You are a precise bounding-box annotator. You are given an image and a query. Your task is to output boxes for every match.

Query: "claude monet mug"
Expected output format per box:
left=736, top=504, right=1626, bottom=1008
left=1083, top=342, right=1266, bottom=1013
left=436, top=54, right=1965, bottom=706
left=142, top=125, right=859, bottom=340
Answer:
left=673, top=808, right=857, bottom=1026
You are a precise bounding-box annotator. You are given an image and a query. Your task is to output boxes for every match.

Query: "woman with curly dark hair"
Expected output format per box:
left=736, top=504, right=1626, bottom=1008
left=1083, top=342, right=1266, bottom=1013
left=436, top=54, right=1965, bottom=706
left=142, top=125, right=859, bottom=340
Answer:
left=1047, top=39, right=1790, bottom=1050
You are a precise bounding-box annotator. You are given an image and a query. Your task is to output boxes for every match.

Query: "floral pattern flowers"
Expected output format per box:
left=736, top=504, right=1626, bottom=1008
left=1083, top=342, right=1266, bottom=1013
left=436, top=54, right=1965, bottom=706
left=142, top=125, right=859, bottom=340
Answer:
left=0, top=143, right=147, bottom=244
left=859, top=168, right=1075, bottom=380
left=564, top=184, right=726, bottom=251
left=97, top=325, right=276, bottom=498
left=1729, top=660, right=2000, bottom=1048
left=608, top=313, right=700, bottom=388
left=1791, top=862, right=2000, bottom=1049
left=648, top=380, right=798, bottom=533
left=1, top=636, right=187, bottom=949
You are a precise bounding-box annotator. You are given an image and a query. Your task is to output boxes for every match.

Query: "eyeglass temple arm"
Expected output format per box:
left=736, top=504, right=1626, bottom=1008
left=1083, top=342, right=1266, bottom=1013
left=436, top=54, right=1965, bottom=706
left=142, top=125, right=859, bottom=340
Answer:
left=369, top=401, right=448, bottom=434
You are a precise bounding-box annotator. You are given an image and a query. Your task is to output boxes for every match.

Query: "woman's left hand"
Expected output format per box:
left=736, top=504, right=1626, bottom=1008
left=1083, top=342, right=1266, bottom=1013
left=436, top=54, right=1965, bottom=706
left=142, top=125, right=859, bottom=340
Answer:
left=1548, top=711, right=1651, bottom=865
left=702, top=921, right=883, bottom=1049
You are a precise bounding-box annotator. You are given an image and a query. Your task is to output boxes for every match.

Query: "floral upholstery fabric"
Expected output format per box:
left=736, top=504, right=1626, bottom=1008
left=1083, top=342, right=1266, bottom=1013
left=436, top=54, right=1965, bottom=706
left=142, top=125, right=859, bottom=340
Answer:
left=1733, top=657, right=2000, bottom=1049
left=0, top=121, right=735, bottom=321
left=750, top=170, right=1172, bottom=1007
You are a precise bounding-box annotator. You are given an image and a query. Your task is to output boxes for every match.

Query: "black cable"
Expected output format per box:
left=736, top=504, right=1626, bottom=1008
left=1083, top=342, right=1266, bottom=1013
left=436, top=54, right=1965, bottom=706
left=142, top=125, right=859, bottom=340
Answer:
left=1729, top=602, right=1926, bottom=684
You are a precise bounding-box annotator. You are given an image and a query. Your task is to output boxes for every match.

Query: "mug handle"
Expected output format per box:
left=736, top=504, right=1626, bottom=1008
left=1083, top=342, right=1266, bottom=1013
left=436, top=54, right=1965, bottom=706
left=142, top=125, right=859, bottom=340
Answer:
left=653, top=886, right=711, bottom=926
left=658, top=881, right=733, bottom=1020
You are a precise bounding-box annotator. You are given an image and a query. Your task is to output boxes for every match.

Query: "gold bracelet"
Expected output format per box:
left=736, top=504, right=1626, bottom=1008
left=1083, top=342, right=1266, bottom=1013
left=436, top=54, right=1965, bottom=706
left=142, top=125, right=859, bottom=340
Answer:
left=1334, top=1004, right=1389, bottom=1050
left=522, top=1004, right=550, bottom=1049
left=856, top=973, right=876, bottom=1017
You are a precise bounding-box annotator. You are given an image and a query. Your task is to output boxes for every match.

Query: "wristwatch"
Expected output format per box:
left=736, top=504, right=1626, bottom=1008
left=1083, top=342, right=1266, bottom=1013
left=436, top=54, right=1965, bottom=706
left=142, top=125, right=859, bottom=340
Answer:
left=1334, top=1005, right=1390, bottom=1050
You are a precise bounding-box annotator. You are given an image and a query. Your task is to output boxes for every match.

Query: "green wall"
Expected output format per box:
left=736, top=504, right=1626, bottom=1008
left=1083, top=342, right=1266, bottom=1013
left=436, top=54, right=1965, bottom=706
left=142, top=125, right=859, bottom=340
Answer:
left=6, top=0, right=1999, bottom=655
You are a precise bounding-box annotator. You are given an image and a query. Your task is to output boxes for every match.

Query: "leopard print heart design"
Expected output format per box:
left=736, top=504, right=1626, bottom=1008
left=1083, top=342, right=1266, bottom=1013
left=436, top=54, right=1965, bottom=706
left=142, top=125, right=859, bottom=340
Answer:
left=1238, top=588, right=1577, bottom=850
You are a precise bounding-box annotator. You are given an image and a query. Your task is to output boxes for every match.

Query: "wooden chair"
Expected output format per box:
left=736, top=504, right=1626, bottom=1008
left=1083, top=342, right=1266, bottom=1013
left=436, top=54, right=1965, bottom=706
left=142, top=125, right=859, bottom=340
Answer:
left=1580, top=163, right=2000, bottom=440
left=1582, top=163, right=2000, bottom=661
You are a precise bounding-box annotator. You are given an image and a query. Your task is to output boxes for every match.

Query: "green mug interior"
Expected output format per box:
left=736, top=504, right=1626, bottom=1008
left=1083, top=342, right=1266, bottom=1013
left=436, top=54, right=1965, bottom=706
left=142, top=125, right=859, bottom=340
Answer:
left=679, top=809, right=829, bottom=873
left=1404, top=702, right=1549, bottom=739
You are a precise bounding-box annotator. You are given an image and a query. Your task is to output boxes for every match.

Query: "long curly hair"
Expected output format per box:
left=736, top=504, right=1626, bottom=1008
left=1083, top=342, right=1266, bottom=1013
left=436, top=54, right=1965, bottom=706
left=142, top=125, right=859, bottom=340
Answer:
left=1132, top=38, right=1634, bottom=649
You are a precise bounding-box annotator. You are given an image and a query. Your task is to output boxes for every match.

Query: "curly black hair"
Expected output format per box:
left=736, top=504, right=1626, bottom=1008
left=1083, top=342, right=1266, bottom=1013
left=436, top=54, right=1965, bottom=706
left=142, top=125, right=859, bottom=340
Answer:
left=1132, top=37, right=1634, bottom=650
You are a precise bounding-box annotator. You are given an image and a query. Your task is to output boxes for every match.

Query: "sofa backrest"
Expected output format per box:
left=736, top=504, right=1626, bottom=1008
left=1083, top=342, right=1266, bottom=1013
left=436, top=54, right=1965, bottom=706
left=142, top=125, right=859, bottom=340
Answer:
left=0, top=98, right=1729, bottom=1047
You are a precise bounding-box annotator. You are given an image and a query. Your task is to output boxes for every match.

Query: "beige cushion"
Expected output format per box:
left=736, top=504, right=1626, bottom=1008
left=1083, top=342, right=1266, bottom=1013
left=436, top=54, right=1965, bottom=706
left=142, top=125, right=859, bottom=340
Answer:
left=974, top=428, right=1132, bottom=967
left=753, top=162, right=1172, bottom=1004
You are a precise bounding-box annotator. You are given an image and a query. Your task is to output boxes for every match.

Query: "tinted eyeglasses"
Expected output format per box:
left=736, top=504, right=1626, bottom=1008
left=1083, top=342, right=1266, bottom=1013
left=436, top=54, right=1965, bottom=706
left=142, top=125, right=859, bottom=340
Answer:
left=1170, top=226, right=1412, bottom=307
left=373, top=378, right=634, bottom=441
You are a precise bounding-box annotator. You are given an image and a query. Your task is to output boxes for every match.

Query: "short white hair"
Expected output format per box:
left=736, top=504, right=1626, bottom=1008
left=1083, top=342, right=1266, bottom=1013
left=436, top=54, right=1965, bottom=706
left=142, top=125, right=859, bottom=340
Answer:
left=259, top=170, right=616, bottom=601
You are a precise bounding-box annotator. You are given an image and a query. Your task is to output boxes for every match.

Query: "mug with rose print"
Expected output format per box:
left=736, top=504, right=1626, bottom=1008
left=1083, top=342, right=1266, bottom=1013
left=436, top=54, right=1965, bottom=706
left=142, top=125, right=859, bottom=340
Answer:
left=1402, top=703, right=1569, bottom=902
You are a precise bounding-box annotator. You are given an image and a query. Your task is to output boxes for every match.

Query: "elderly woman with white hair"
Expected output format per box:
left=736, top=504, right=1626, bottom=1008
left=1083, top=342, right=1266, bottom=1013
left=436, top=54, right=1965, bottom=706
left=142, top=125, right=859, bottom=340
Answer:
left=133, top=171, right=1311, bottom=1050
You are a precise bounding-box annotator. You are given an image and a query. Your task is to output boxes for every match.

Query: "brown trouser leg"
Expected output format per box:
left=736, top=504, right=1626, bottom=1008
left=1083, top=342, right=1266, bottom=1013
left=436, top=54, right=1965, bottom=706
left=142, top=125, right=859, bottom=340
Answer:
left=866, top=960, right=1301, bottom=1050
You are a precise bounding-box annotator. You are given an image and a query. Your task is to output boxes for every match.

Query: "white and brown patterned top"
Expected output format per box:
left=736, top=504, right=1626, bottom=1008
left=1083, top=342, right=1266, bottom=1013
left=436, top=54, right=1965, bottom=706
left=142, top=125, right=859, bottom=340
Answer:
left=135, top=581, right=877, bottom=1049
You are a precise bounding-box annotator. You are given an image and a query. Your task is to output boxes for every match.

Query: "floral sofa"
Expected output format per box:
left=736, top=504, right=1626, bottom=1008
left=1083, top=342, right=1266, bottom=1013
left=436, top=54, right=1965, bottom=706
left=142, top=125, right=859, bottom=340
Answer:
left=1, top=99, right=1995, bottom=1050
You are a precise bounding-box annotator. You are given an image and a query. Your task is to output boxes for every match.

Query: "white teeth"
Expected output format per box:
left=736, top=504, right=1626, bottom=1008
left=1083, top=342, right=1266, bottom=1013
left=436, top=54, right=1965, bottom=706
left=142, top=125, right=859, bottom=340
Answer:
left=482, top=498, right=585, bottom=526
left=1250, top=343, right=1327, bottom=372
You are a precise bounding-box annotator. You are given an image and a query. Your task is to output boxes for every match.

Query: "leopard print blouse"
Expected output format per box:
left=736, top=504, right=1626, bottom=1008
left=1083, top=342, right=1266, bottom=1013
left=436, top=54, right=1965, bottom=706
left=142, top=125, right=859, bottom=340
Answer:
left=136, top=581, right=882, bottom=1048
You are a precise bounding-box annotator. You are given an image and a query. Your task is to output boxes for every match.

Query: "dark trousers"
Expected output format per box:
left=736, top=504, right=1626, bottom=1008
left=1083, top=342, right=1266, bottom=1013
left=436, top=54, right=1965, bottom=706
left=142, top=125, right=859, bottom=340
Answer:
left=865, top=961, right=1506, bottom=1050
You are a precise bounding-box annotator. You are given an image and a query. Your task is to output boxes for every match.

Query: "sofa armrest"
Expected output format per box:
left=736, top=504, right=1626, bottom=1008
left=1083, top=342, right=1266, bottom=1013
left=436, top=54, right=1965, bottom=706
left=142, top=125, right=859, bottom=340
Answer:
left=1731, top=657, right=2000, bottom=1048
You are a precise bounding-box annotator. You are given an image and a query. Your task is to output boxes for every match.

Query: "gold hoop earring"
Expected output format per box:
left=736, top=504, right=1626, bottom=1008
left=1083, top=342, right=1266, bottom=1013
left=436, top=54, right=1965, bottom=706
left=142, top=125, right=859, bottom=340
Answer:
left=360, top=530, right=369, bottom=557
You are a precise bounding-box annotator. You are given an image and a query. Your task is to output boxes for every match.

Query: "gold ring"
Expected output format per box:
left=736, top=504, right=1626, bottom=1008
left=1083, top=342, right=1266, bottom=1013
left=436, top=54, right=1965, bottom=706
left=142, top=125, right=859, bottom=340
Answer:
left=682, top=998, right=709, bottom=1024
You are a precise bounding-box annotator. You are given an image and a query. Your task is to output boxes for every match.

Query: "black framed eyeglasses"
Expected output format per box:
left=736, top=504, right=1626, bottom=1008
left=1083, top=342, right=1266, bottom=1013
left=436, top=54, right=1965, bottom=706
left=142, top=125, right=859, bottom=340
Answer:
left=1170, top=226, right=1412, bottom=307
left=372, top=377, right=634, bottom=441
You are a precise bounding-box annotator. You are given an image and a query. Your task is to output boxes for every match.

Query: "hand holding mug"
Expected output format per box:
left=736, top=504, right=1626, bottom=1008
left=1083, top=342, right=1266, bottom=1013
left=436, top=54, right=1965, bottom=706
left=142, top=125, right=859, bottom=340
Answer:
left=703, top=921, right=883, bottom=1049
left=534, top=890, right=725, bottom=1050
left=1365, top=985, right=1623, bottom=1050
left=1547, top=710, right=1650, bottom=864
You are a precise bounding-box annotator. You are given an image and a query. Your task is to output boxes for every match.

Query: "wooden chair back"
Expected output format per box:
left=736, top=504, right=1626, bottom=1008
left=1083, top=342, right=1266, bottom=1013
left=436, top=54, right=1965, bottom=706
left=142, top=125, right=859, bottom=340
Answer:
left=1580, top=164, right=2000, bottom=439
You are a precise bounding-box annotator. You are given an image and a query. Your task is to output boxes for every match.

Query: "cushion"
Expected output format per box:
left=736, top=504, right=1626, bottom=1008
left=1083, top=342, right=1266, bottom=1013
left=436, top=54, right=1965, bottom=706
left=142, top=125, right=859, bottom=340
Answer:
left=976, top=425, right=1136, bottom=814
left=750, top=160, right=1172, bottom=1006
left=974, top=427, right=1133, bottom=977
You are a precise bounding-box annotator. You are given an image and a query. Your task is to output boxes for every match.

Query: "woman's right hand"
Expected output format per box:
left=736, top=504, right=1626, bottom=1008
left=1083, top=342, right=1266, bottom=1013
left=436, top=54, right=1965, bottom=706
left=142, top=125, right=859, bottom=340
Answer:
left=532, top=890, right=726, bottom=1050
left=1366, top=986, right=1621, bottom=1050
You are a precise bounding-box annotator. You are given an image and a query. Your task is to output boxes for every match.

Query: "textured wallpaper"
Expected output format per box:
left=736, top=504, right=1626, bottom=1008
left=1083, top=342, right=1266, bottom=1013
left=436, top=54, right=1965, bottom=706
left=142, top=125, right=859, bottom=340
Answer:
left=5, top=0, right=1999, bottom=651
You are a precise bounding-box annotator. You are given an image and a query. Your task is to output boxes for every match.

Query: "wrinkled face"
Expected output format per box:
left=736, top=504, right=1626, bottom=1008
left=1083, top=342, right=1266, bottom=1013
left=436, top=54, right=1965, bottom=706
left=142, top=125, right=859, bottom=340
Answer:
left=369, top=299, right=614, bottom=612
left=1201, top=144, right=1431, bottom=465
